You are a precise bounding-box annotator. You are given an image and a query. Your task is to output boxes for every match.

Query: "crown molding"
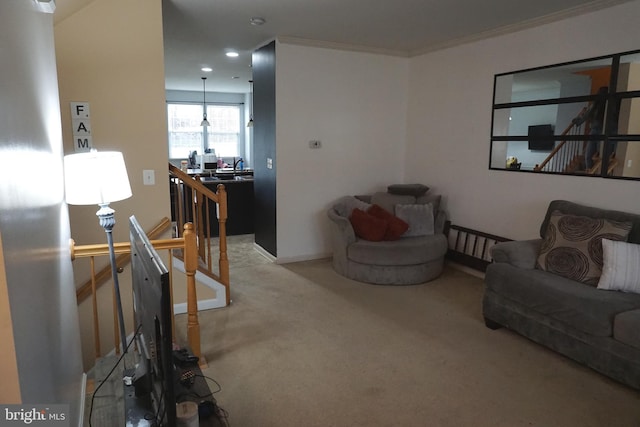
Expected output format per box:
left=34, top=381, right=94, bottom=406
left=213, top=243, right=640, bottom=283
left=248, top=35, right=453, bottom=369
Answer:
left=280, top=0, right=633, bottom=59
left=276, top=36, right=410, bottom=58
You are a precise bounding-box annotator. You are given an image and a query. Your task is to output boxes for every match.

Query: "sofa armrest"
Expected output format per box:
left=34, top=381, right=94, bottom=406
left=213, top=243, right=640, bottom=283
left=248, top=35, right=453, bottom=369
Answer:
left=490, top=239, right=542, bottom=269
left=435, top=210, right=446, bottom=235
left=327, top=208, right=356, bottom=245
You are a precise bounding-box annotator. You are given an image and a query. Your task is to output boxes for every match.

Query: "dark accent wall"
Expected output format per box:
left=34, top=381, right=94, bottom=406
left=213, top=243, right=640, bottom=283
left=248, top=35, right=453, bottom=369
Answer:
left=252, top=41, right=277, bottom=256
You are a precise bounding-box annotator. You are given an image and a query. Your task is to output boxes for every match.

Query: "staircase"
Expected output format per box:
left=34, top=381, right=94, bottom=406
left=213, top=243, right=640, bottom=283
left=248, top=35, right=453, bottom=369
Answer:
left=534, top=106, right=618, bottom=176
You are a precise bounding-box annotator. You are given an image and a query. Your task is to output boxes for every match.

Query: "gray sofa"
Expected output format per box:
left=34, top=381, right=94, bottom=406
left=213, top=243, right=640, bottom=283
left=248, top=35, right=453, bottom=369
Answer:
left=484, top=200, right=640, bottom=390
left=327, top=189, right=447, bottom=285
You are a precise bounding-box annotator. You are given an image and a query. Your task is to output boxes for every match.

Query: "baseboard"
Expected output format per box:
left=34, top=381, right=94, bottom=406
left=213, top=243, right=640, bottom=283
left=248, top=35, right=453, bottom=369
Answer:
left=77, top=372, right=87, bottom=427
left=253, top=242, right=276, bottom=262
left=275, top=253, right=332, bottom=265
left=171, top=256, right=227, bottom=312
left=173, top=298, right=224, bottom=314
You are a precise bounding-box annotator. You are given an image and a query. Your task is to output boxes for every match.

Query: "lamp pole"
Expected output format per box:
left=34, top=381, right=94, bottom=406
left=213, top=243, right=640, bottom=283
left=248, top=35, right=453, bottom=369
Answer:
left=97, top=203, right=127, bottom=353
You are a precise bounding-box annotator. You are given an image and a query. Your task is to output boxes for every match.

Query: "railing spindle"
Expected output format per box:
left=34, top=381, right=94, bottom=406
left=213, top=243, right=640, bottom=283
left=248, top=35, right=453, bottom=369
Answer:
left=90, top=256, right=100, bottom=358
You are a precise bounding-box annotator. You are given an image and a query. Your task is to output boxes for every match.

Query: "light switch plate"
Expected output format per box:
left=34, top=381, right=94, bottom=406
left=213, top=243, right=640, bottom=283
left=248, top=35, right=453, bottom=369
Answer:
left=143, top=169, right=155, bottom=185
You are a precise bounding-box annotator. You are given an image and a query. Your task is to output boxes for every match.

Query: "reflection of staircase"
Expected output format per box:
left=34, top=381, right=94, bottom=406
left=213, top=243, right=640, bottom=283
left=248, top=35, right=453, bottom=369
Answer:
left=587, top=152, right=618, bottom=175
left=533, top=106, right=618, bottom=175
left=534, top=112, right=585, bottom=173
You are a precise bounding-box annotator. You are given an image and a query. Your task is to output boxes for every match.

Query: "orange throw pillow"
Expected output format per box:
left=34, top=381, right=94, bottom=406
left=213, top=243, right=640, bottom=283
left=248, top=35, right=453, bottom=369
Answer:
left=368, top=204, right=409, bottom=240
left=349, top=208, right=388, bottom=241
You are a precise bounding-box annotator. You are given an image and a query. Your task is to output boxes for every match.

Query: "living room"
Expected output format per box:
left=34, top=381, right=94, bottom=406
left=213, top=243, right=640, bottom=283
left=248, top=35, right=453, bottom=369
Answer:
left=51, top=0, right=640, bottom=265
left=2, top=0, right=640, bottom=424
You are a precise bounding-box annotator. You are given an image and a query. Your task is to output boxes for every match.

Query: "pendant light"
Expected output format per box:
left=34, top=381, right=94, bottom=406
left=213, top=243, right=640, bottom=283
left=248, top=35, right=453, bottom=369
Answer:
left=247, top=79, right=254, bottom=127
left=200, top=77, right=210, bottom=127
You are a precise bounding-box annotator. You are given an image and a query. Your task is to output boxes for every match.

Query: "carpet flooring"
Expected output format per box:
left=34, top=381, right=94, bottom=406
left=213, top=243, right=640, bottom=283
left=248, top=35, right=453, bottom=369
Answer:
left=174, top=244, right=640, bottom=427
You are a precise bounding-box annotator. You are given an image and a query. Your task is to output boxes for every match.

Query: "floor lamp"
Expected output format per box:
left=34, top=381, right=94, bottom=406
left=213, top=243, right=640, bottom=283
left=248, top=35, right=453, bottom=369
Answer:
left=64, top=150, right=132, bottom=353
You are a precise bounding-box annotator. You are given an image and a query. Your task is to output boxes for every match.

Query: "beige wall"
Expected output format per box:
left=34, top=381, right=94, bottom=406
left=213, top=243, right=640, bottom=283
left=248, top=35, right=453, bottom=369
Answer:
left=54, top=0, right=171, bottom=367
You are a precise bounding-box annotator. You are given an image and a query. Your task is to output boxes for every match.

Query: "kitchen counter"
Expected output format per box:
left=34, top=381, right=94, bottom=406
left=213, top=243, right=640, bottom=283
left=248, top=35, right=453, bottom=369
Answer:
left=171, top=169, right=254, bottom=236
left=200, top=179, right=254, bottom=236
left=187, top=168, right=254, bottom=181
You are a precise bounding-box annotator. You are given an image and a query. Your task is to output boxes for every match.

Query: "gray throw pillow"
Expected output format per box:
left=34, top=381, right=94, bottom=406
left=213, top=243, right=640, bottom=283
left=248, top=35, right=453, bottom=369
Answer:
left=416, top=193, right=441, bottom=215
left=395, top=203, right=435, bottom=237
left=387, top=183, right=429, bottom=197
left=371, top=192, right=416, bottom=214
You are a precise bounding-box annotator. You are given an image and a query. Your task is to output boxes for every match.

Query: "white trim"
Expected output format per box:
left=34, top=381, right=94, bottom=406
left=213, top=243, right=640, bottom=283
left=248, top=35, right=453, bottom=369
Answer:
left=253, top=242, right=277, bottom=262
left=77, top=372, right=87, bottom=427
left=171, top=256, right=227, bottom=312
left=275, top=253, right=332, bottom=265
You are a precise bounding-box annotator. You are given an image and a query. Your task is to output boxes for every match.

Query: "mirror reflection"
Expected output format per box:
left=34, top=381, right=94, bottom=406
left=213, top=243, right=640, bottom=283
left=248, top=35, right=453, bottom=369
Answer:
left=490, top=50, right=640, bottom=179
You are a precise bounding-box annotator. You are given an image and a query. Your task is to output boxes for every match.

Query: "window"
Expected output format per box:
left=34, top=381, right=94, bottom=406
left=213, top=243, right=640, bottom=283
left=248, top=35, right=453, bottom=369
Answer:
left=206, top=105, right=240, bottom=157
left=167, top=104, right=204, bottom=159
left=167, top=103, right=242, bottom=159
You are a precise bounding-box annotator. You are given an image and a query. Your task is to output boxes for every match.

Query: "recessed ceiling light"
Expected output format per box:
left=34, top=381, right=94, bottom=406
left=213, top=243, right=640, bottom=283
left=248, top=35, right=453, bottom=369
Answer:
left=250, top=17, right=265, bottom=26
left=231, top=76, right=239, bottom=79
left=201, top=67, right=212, bottom=72
left=226, top=51, right=239, bottom=58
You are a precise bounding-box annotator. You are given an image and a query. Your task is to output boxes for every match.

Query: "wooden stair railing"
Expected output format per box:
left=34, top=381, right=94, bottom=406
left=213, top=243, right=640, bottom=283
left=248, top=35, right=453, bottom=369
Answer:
left=72, top=221, right=205, bottom=366
left=587, top=152, right=618, bottom=176
left=169, top=163, right=230, bottom=306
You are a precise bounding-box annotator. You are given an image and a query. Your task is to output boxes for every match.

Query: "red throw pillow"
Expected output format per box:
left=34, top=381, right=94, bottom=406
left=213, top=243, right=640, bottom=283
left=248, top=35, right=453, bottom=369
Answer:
left=367, top=204, right=409, bottom=240
left=349, top=208, right=388, bottom=241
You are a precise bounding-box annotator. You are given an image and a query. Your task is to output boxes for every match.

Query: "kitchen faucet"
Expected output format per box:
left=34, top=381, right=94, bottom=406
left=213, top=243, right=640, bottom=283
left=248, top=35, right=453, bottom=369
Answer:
left=233, top=157, right=243, bottom=172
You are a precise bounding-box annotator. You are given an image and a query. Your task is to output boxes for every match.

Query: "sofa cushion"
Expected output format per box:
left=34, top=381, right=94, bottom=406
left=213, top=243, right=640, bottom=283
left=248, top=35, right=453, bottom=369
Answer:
left=387, top=183, right=429, bottom=197
left=367, top=204, right=409, bottom=240
left=349, top=208, right=387, bottom=242
left=348, top=234, right=447, bottom=266
left=598, top=239, right=640, bottom=294
left=485, top=263, right=640, bottom=336
left=395, top=203, right=434, bottom=237
left=416, top=193, right=442, bottom=215
left=614, top=309, right=640, bottom=350
left=536, top=211, right=632, bottom=286
left=370, top=192, right=415, bottom=215
left=334, top=195, right=371, bottom=218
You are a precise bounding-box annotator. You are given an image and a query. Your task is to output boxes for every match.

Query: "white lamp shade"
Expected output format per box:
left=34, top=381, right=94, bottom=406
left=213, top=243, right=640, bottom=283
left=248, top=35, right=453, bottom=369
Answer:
left=64, top=151, right=132, bottom=205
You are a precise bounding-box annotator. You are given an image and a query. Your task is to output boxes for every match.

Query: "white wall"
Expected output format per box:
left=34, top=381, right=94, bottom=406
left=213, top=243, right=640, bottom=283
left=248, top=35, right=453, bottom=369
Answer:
left=275, top=43, right=409, bottom=261
left=406, top=1, right=640, bottom=241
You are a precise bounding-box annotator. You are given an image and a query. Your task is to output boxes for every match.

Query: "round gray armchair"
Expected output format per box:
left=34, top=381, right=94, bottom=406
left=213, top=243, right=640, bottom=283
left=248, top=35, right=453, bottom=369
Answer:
left=326, top=187, right=447, bottom=285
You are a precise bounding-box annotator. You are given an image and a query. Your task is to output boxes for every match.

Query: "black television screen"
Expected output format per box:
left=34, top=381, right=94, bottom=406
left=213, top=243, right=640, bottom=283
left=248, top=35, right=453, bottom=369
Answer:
left=528, top=124, right=555, bottom=151
left=129, top=215, right=176, bottom=426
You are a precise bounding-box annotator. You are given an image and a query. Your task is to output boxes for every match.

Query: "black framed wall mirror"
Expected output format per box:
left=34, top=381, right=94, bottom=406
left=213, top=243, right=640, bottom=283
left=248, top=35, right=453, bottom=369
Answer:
left=489, top=49, right=640, bottom=179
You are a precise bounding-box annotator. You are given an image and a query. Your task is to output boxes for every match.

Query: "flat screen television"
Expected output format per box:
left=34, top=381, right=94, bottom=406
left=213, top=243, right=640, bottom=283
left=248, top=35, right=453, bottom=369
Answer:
left=129, top=215, right=176, bottom=426
left=528, top=124, right=555, bottom=151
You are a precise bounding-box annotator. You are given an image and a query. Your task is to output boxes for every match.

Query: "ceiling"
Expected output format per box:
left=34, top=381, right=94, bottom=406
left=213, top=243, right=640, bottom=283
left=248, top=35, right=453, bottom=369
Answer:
left=55, top=0, right=632, bottom=94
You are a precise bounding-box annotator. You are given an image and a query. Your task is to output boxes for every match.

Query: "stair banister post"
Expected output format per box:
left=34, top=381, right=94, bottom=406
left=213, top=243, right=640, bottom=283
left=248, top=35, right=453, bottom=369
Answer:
left=183, top=222, right=201, bottom=361
left=216, top=184, right=230, bottom=305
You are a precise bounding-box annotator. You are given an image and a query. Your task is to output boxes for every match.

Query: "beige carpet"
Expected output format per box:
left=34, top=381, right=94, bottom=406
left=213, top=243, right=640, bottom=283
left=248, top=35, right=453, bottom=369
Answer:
left=210, top=234, right=272, bottom=270
left=175, top=253, right=640, bottom=427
